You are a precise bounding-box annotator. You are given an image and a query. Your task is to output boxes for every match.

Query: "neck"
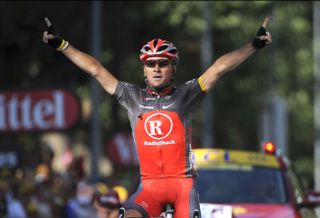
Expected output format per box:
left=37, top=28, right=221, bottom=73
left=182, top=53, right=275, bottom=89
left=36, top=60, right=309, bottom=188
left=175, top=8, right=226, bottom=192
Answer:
left=147, top=83, right=174, bottom=96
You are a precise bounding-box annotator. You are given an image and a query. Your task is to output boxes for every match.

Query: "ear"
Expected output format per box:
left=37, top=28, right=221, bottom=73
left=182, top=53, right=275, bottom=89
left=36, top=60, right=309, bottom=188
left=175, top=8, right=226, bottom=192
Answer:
left=143, top=66, right=148, bottom=84
left=144, top=76, right=149, bottom=84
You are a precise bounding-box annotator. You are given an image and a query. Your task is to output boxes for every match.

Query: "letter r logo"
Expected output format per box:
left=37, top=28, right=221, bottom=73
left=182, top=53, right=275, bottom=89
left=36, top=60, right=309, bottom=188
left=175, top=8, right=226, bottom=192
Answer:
left=144, top=113, right=173, bottom=140
left=147, top=120, right=163, bottom=136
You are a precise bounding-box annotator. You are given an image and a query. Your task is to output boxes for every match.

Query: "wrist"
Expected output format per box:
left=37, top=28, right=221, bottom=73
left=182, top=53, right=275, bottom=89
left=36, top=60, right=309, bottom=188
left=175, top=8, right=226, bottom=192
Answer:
left=251, top=38, right=263, bottom=50
left=56, top=39, right=69, bottom=52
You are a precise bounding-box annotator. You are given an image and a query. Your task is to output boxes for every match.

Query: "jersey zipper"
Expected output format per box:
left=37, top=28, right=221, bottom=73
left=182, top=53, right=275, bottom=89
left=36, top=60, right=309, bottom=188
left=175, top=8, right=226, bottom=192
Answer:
left=156, top=94, right=161, bottom=110
left=156, top=94, right=164, bottom=177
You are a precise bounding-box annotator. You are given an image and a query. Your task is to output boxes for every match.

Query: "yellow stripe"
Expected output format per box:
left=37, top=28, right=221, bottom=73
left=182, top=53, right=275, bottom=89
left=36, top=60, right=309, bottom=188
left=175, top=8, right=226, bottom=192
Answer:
left=56, top=39, right=66, bottom=50
left=198, top=77, right=206, bottom=93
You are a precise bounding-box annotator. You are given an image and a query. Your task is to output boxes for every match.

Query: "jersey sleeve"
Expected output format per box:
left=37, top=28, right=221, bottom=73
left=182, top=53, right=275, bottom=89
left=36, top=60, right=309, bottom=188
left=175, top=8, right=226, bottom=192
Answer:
left=113, top=81, right=142, bottom=110
left=178, top=78, right=206, bottom=111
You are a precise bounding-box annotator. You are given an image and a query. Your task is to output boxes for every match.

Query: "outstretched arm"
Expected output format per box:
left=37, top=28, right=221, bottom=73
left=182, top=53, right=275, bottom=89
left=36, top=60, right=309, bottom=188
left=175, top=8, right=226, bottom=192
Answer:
left=198, top=17, right=272, bottom=92
left=42, top=17, right=118, bottom=95
left=62, top=45, right=118, bottom=95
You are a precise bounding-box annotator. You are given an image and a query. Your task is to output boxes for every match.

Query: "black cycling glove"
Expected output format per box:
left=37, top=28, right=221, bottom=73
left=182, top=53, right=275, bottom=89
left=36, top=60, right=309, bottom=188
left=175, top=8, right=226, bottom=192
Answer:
left=251, top=26, right=267, bottom=50
left=44, top=17, right=69, bottom=52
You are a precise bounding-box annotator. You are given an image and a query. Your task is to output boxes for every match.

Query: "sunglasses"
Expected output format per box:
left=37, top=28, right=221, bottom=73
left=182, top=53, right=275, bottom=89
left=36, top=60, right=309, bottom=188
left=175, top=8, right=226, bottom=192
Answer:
left=145, top=59, right=170, bottom=68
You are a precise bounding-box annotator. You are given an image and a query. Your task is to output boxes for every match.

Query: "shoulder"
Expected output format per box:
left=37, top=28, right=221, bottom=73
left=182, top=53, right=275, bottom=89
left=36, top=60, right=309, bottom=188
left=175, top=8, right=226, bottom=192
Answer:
left=115, top=81, right=142, bottom=94
left=114, top=81, right=144, bottom=103
left=177, top=78, right=202, bottom=91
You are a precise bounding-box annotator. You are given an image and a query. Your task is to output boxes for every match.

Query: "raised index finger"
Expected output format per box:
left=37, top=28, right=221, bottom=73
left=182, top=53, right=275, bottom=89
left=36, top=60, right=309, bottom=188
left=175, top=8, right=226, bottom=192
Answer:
left=262, top=17, right=269, bottom=29
left=45, top=17, right=52, bottom=27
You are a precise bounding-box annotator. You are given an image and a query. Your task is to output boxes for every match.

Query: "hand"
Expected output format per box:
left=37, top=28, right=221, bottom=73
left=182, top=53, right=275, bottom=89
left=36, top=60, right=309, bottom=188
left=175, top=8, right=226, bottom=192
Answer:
left=251, top=17, right=272, bottom=49
left=42, top=17, right=69, bottom=52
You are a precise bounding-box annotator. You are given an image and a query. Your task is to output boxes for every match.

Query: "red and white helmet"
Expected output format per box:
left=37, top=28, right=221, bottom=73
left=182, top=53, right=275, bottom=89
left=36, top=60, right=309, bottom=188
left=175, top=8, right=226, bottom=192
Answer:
left=139, top=38, right=179, bottom=65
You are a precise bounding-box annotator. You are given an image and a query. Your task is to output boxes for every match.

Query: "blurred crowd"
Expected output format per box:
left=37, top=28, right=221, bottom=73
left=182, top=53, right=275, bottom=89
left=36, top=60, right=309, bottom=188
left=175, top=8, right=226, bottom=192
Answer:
left=0, top=159, right=130, bottom=218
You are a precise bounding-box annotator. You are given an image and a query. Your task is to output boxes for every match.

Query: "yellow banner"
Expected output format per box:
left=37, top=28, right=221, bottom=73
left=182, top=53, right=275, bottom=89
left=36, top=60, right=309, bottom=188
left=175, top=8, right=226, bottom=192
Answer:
left=193, top=148, right=280, bottom=169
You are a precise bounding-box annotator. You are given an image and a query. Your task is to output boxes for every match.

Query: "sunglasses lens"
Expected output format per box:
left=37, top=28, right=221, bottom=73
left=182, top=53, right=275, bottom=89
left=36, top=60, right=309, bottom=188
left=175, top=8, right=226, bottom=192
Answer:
left=158, top=59, right=170, bottom=67
left=145, top=59, right=170, bottom=68
left=145, top=60, right=156, bottom=67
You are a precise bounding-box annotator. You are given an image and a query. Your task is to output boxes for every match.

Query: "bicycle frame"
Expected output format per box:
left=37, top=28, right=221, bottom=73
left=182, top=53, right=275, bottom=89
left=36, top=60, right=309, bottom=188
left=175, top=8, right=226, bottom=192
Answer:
left=118, top=204, right=200, bottom=217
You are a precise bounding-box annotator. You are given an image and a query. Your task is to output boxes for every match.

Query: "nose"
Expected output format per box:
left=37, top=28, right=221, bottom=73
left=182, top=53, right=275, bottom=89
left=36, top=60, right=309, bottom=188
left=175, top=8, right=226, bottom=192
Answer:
left=153, top=65, right=161, bottom=71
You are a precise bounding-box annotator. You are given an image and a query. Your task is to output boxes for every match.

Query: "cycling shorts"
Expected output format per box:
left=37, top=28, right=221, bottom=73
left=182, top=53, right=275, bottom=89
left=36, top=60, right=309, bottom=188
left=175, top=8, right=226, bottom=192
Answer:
left=123, top=177, right=201, bottom=218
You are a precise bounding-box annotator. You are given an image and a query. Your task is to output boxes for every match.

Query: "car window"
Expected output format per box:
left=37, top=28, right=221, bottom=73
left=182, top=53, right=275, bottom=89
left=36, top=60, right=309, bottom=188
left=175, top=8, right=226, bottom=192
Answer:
left=197, top=166, right=288, bottom=204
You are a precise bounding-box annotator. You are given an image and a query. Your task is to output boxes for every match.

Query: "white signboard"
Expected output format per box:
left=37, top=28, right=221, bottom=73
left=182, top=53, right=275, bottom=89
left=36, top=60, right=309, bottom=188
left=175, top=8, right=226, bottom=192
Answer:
left=200, top=203, right=233, bottom=218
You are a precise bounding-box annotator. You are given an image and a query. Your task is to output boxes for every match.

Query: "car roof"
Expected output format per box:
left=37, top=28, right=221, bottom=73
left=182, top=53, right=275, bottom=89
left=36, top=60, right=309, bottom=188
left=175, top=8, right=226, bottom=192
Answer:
left=192, top=148, right=281, bottom=169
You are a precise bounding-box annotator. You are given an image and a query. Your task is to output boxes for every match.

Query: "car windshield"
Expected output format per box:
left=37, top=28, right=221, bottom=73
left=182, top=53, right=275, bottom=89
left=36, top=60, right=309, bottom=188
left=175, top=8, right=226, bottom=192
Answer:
left=197, top=166, right=287, bottom=204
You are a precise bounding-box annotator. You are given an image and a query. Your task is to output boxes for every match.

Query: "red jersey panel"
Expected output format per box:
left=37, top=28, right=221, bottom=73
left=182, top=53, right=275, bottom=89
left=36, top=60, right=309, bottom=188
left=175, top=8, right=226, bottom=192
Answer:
left=135, top=110, right=187, bottom=179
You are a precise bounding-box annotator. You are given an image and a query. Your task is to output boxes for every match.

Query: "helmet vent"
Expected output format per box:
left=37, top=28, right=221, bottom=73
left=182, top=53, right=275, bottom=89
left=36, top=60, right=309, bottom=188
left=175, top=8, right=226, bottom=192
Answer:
left=169, top=48, right=178, bottom=54
left=153, top=39, right=159, bottom=48
left=158, top=45, right=168, bottom=52
left=144, top=46, right=151, bottom=51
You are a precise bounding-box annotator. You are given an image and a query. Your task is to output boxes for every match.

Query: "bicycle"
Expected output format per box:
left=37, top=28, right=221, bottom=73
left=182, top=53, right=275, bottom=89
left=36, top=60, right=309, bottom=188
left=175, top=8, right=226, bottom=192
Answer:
left=118, top=203, right=200, bottom=218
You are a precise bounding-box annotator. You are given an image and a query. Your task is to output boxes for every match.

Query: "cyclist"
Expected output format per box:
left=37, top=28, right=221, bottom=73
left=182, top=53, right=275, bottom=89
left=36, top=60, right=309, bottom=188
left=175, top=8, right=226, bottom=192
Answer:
left=42, top=17, right=272, bottom=218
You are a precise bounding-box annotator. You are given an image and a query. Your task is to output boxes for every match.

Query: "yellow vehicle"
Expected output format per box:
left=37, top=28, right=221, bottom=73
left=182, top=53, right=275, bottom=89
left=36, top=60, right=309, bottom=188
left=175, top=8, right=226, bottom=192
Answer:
left=193, top=143, right=320, bottom=218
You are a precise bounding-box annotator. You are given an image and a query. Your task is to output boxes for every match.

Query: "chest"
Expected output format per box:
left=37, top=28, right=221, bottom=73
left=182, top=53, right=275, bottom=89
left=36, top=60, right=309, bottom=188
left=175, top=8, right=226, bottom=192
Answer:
left=139, top=93, right=181, bottom=112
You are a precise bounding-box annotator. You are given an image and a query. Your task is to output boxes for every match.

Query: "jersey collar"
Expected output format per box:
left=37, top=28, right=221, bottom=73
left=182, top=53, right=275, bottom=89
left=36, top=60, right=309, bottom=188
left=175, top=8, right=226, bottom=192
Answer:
left=146, top=84, right=175, bottom=96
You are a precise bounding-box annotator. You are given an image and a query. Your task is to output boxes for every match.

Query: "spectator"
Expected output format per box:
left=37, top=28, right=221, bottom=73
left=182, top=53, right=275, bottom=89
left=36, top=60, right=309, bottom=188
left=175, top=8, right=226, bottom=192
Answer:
left=65, top=181, right=97, bottom=218
left=0, top=181, right=27, bottom=218
left=93, top=190, right=121, bottom=218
